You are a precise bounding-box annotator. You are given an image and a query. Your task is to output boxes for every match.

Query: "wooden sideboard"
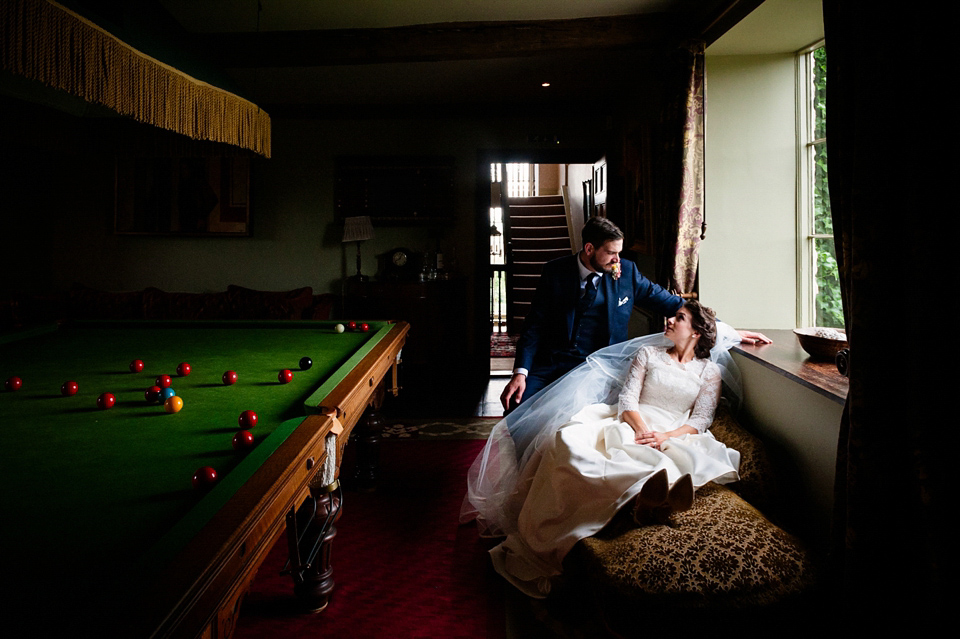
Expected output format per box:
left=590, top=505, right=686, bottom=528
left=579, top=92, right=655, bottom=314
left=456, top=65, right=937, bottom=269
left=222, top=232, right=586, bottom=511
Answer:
left=342, top=277, right=470, bottom=406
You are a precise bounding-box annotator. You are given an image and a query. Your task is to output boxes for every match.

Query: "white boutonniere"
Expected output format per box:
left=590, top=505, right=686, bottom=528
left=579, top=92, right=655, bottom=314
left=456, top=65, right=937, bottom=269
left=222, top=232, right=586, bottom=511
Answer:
left=611, top=263, right=621, bottom=281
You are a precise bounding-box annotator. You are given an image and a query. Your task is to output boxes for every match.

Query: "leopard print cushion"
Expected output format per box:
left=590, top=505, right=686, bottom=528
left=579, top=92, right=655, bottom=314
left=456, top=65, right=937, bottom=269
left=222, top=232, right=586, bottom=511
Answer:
left=575, top=483, right=814, bottom=609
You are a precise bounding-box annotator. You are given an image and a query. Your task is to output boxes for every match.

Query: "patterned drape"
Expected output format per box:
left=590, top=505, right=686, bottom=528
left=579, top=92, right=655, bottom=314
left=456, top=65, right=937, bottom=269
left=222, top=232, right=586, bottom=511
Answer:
left=673, top=42, right=705, bottom=295
left=824, top=0, right=944, bottom=624
left=651, top=41, right=705, bottom=297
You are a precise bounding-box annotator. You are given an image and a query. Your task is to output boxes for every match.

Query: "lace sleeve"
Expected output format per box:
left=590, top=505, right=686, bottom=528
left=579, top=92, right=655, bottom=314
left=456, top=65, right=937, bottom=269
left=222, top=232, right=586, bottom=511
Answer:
left=617, top=346, right=650, bottom=420
left=687, top=361, right=721, bottom=433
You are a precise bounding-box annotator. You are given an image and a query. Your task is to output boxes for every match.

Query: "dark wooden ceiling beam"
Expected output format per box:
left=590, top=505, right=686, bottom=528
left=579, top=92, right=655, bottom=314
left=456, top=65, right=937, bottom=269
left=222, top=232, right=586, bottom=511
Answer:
left=696, top=0, right=767, bottom=46
left=199, top=14, right=687, bottom=68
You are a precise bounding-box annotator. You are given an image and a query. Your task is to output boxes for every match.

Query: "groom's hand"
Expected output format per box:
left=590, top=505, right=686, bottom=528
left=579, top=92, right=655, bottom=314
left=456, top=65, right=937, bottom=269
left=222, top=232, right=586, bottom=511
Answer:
left=500, top=373, right=526, bottom=411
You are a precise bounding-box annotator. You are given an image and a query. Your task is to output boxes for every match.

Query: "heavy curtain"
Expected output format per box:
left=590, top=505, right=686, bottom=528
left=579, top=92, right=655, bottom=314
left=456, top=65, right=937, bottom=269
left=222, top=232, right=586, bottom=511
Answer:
left=1, top=0, right=271, bottom=157
left=824, top=1, right=944, bottom=624
left=651, top=41, right=705, bottom=297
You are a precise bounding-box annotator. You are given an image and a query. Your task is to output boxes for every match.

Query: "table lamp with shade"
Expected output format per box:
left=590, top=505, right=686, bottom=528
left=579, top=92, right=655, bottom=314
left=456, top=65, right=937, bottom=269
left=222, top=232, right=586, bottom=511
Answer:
left=342, top=216, right=374, bottom=282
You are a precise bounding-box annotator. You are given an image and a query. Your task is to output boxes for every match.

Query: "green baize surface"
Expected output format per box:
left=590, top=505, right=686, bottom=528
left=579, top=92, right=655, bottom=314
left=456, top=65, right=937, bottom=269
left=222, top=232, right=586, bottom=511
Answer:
left=0, top=320, right=390, bottom=590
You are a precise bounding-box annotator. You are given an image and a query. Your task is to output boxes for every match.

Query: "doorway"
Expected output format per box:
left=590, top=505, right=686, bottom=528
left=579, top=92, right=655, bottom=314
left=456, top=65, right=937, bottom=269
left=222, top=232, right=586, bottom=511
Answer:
left=477, top=160, right=599, bottom=416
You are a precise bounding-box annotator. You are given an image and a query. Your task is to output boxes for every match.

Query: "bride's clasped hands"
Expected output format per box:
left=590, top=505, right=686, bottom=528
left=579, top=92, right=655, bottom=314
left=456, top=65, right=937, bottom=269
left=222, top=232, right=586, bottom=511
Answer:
left=633, top=429, right=689, bottom=449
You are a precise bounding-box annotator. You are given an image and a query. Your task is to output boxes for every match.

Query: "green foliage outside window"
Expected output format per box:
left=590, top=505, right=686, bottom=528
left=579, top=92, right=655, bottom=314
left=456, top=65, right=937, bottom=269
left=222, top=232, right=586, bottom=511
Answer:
left=811, top=46, right=844, bottom=328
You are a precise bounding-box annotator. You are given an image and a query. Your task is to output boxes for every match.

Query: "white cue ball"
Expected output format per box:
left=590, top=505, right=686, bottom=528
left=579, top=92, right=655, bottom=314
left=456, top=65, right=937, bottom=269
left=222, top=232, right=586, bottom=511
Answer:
left=334, top=323, right=345, bottom=333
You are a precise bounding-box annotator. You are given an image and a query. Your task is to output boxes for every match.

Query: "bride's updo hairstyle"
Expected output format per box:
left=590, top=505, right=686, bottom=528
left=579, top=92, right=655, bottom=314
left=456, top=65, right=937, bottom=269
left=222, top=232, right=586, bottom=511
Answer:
left=684, top=300, right=717, bottom=359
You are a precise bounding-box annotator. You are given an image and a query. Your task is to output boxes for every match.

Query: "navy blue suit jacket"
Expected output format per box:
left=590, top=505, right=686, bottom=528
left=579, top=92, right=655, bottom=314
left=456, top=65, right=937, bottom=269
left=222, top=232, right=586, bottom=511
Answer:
left=513, top=254, right=683, bottom=373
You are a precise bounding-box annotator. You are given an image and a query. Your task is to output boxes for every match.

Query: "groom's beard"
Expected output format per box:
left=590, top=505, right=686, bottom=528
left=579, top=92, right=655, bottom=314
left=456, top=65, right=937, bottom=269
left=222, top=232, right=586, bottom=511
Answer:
left=588, top=253, right=616, bottom=274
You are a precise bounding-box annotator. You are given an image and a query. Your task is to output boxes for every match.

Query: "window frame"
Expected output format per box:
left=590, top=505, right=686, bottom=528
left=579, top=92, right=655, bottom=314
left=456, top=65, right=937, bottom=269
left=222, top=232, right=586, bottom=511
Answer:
left=796, top=40, right=833, bottom=328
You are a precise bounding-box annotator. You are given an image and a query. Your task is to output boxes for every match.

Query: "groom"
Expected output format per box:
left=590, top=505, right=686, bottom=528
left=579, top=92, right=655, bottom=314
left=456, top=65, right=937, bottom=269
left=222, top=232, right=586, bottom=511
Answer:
left=500, top=217, right=768, bottom=411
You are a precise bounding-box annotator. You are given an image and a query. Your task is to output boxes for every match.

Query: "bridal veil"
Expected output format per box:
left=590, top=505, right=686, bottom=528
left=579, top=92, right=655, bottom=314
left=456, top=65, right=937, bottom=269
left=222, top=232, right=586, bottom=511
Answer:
left=461, top=322, right=743, bottom=538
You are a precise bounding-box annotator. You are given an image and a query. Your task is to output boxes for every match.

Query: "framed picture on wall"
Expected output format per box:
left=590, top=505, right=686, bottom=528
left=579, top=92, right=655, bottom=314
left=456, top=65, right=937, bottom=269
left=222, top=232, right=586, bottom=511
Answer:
left=334, top=156, right=455, bottom=225
left=114, top=156, right=250, bottom=236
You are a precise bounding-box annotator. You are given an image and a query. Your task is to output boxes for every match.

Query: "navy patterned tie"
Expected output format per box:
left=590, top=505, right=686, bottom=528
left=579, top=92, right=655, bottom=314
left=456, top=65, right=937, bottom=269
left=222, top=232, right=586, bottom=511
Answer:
left=581, top=274, right=598, bottom=305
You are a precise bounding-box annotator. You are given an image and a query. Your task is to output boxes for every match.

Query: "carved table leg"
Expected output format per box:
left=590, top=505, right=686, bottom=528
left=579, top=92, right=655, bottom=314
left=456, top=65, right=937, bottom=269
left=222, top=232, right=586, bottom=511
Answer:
left=285, top=482, right=343, bottom=613
left=352, top=382, right=387, bottom=491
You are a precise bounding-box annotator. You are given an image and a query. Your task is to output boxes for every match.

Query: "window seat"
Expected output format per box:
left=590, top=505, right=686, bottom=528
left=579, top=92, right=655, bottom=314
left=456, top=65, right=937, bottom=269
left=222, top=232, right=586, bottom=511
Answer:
left=733, top=329, right=847, bottom=405
left=728, top=328, right=846, bottom=550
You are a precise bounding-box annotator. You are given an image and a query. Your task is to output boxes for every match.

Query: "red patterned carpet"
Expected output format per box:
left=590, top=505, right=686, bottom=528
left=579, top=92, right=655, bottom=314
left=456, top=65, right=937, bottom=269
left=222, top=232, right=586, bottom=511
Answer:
left=490, top=332, right=519, bottom=358
left=234, top=439, right=507, bottom=639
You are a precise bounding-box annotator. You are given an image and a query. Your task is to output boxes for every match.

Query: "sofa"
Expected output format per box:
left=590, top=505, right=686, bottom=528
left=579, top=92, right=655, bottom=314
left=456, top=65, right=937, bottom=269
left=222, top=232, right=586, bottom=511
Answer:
left=563, top=404, right=817, bottom=633
left=1, top=284, right=336, bottom=330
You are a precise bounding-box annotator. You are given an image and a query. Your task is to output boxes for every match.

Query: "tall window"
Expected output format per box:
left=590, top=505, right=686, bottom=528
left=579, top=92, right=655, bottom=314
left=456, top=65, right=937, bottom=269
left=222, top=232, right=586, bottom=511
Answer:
left=505, top=163, right=535, bottom=198
left=799, top=43, right=843, bottom=328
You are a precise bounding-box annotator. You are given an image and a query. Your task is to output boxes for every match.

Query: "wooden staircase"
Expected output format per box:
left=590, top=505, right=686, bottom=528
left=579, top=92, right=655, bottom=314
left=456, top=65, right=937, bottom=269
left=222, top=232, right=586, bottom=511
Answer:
left=505, top=195, right=574, bottom=331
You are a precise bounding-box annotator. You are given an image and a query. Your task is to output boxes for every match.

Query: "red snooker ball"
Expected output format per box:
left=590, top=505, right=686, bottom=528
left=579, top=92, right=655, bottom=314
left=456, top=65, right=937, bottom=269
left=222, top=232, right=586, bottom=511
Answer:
left=145, top=386, right=162, bottom=404
left=156, top=374, right=173, bottom=389
left=5, top=376, right=23, bottom=392
left=176, top=362, right=191, bottom=377
left=129, top=359, right=145, bottom=373
left=238, top=410, right=258, bottom=429
left=61, top=381, right=79, bottom=396
left=360, top=322, right=370, bottom=332
left=347, top=321, right=357, bottom=331
left=232, top=430, right=255, bottom=451
left=222, top=370, right=238, bottom=385
left=192, top=466, right=218, bottom=490
left=278, top=369, right=294, bottom=384
left=97, top=392, right=116, bottom=410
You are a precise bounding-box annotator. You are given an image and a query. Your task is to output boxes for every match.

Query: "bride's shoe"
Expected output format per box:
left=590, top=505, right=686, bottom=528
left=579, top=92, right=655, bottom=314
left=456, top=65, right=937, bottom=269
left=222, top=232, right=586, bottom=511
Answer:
left=667, top=474, right=694, bottom=512
left=638, top=468, right=669, bottom=506
left=632, top=469, right=669, bottom=525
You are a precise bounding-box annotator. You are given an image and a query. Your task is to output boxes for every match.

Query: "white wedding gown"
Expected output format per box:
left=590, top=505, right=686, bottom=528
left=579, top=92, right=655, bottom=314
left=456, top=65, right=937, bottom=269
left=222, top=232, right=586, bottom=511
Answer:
left=478, top=345, right=741, bottom=598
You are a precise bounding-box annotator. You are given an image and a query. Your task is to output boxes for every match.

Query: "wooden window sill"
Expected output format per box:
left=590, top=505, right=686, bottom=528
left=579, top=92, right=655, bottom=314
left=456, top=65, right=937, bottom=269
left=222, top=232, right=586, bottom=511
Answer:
left=732, top=329, right=848, bottom=405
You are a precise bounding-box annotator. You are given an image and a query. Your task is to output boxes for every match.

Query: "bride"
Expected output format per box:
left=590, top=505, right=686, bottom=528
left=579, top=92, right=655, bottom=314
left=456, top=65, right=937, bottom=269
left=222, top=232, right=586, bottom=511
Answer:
left=461, top=301, right=743, bottom=598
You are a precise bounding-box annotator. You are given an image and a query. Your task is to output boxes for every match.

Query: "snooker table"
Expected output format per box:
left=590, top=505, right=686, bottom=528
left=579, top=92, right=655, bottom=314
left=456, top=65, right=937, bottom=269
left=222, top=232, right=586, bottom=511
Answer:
left=0, top=319, right=409, bottom=638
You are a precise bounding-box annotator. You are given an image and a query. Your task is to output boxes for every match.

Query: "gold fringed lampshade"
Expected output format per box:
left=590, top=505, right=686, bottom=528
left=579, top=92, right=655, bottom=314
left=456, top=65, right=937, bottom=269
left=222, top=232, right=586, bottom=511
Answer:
left=0, top=0, right=272, bottom=157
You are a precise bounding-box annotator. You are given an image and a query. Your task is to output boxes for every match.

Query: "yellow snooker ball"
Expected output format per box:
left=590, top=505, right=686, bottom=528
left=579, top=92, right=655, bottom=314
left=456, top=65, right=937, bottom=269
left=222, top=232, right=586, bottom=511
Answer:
left=334, top=323, right=345, bottom=333
left=164, top=396, right=184, bottom=413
